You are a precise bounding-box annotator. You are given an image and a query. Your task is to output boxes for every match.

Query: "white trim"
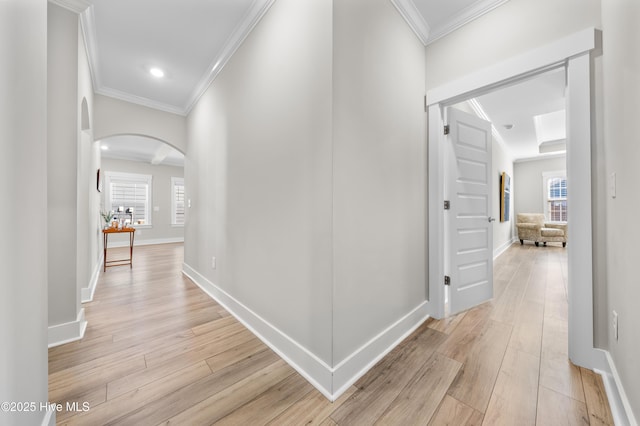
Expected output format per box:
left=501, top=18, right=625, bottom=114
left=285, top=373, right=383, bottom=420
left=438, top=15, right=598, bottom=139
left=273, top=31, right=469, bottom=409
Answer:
left=184, top=0, right=276, bottom=114
left=106, top=237, right=184, bottom=249
left=183, top=263, right=430, bottom=401
left=389, top=0, right=430, bottom=44
left=48, top=0, right=89, bottom=13
left=493, top=238, right=517, bottom=260
left=514, top=152, right=567, bottom=163
left=81, top=252, right=103, bottom=303
left=427, top=0, right=510, bottom=45
left=182, top=263, right=333, bottom=399
left=427, top=28, right=605, bottom=371
left=95, top=86, right=187, bottom=116
left=48, top=309, right=87, bottom=348
left=41, top=409, right=56, bottom=426
left=79, top=6, right=100, bottom=92
left=331, top=302, right=430, bottom=398
left=599, top=351, right=638, bottom=426
left=427, top=27, right=600, bottom=106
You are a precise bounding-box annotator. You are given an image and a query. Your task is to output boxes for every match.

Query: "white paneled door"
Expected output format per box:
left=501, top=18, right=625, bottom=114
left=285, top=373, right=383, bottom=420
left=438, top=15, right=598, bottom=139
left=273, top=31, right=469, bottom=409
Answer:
left=446, top=108, right=494, bottom=315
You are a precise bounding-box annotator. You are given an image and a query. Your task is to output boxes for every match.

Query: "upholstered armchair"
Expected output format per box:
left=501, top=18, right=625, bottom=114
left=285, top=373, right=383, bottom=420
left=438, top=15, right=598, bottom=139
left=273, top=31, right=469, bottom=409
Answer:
left=516, top=213, right=567, bottom=247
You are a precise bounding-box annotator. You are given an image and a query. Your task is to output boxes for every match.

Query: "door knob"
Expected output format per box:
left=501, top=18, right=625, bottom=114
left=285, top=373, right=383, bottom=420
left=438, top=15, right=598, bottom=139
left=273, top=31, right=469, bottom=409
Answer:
left=488, top=217, right=496, bottom=222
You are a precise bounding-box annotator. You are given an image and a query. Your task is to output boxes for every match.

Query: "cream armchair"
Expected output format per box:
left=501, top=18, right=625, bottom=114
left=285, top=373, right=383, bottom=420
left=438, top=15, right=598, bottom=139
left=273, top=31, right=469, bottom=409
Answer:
left=516, top=213, right=567, bottom=247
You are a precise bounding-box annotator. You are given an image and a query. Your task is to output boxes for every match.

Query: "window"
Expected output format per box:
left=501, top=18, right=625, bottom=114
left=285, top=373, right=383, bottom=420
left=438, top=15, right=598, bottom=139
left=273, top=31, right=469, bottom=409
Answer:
left=171, top=177, right=185, bottom=226
left=105, top=172, right=152, bottom=226
left=543, top=171, right=567, bottom=222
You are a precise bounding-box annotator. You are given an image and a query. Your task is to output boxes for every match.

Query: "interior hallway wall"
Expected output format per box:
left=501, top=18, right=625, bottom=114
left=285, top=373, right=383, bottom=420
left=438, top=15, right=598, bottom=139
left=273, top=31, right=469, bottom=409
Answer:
left=47, top=3, right=80, bottom=328
left=186, top=0, right=334, bottom=365
left=0, top=0, right=49, bottom=424
left=514, top=156, right=566, bottom=215
left=602, top=0, right=640, bottom=420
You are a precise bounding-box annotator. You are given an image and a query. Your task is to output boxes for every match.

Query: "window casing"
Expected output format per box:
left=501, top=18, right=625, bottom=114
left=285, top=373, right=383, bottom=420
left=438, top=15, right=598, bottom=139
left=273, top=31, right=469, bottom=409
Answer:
left=543, top=171, right=567, bottom=222
left=105, top=171, right=152, bottom=226
left=171, top=177, right=185, bottom=226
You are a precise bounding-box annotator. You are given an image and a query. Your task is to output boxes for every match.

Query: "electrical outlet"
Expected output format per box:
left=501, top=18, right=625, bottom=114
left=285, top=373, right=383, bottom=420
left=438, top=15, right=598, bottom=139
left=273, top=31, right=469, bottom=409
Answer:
left=613, top=310, right=619, bottom=341
left=211, top=256, right=216, bottom=269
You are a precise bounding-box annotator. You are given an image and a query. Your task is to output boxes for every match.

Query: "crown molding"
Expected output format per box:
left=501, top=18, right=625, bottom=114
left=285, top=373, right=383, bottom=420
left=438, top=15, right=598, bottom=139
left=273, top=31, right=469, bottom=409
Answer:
left=96, top=86, right=188, bottom=116
left=184, top=0, right=276, bottom=115
left=48, top=0, right=90, bottom=14
left=514, top=152, right=566, bottom=163
left=427, top=0, right=510, bottom=45
left=79, top=5, right=101, bottom=92
left=390, top=0, right=430, bottom=45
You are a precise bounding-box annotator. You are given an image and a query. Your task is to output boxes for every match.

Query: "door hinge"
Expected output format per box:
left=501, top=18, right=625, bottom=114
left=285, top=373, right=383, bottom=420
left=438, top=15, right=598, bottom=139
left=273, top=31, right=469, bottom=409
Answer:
left=444, top=275, right=451, bottom=286
left=444, top=200, right=450, bottom=210
left=444, top=125, right=450, bottom=135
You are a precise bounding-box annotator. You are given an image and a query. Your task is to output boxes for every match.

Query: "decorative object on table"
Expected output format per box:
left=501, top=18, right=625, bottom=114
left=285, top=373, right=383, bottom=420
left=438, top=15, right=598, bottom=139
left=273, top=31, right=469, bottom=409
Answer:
left=100, top=210, right=115, bottom=229
left=500, top=172, right=511, bottom=222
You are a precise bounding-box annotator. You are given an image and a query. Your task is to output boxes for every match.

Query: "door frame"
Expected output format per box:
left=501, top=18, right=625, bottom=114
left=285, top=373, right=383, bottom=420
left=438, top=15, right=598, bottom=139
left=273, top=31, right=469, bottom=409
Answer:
left=426, top=27, right=607, bottom=371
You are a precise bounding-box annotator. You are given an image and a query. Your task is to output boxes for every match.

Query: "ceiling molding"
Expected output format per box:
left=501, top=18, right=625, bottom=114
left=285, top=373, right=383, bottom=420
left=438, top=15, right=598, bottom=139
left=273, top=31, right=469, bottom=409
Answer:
left=390, top=0, right=430, bottom=45
left=514, top=152, right=566, bottom=163
left=48, top=0, right=90, bottom=14
left=467, top=98, right=514, bottom=160
left=426, top=0, right=510, bottom=45
left=96, top=86, right=188, bottom=116
left=80, top=5, right=101, bottom=92
left=184, top=0, right=277, bottom=114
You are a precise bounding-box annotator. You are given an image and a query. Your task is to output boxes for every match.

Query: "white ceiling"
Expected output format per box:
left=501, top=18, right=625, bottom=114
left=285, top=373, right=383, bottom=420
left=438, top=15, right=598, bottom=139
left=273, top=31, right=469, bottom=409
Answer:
left=100, top=135, right=184, bottom=167
left=57, top=0, right=513, bottom=163
left=473, top=68, right=567, bottom=161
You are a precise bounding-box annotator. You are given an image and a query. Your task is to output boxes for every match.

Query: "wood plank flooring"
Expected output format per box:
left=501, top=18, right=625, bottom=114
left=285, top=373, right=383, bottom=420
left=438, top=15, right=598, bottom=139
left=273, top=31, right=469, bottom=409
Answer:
left=49, top=242, right=614, bottom=425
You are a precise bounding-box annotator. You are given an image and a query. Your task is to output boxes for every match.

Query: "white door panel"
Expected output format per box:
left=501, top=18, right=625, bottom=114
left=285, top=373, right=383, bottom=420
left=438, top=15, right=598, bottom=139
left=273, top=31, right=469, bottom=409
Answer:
left=446, top=108, right=493, bottom=315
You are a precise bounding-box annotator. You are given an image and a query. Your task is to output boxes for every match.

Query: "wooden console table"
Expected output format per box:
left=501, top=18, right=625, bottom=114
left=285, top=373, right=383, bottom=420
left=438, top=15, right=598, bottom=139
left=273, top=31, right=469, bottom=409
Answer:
left=102, top=227, right=136, bottom=272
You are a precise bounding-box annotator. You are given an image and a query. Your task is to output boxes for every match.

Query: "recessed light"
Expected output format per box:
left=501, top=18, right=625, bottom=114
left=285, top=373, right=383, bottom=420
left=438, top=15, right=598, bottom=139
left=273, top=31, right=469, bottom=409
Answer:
left=101, top=145, right=109, bottom=151
left=150, top=67, right=164, bottom=78
left=503, top=124, right=514, bottom=130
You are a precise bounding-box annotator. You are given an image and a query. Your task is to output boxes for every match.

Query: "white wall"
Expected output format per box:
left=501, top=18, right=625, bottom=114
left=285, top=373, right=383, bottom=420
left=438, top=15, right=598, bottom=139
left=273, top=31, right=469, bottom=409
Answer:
left=77, top=22, right=101, bottom=303
left=0, top=0, right=49, bottom=424
left=492, top=139, right=515, bottom=253
left=332, top=0, right=427, bottom=364
left=101, top=158, right=184, bottom=245
left=514, top=156, right=566, bottom=215
left=186, top=0, right=334, bottom=368
left=94, top=94, right=187, bottom=154
left=602, top=0, right=640, bottom=420
left=48, top=4, right=80, bottom=327
left=425, top=0, right=601, bottom=89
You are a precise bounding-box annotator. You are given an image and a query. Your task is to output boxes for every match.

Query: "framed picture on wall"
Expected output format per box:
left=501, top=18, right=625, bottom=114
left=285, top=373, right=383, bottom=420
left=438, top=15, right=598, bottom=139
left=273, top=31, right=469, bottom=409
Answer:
left=97, top=168, right=102, bottom=192
left=500, top=172, right=511, bottom=222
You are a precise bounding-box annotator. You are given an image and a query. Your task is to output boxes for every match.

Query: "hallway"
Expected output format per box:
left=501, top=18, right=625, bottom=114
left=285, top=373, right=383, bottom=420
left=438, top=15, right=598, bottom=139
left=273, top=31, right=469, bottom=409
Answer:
left=48, top=243, right=613, bottom=425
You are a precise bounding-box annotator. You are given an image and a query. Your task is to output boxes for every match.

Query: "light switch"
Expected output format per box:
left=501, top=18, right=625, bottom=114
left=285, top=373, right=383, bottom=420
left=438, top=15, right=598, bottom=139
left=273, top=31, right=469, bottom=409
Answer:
left=610, top=172, right=616, bottom=198
left=188, top=199, right=192, bottom=208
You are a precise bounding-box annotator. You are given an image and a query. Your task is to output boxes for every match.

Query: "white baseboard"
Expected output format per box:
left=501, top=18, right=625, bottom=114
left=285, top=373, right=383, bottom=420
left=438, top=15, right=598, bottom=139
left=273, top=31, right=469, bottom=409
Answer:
left=331, top=301, right=430, bottom=399
left=81, top=253, right=103, bottom=303
left=493, top=237, right=517, bottom=260
left=106, top=237, right=184, bottom=248
left=182, top=263, right=334, bottom=398
left=42, top=409, right=55, bottom=426
left=597, top=350, right=638, bottom=426
left=48, top=308, right=87, bottom=348
left=182, top=263, right=429, bottom=401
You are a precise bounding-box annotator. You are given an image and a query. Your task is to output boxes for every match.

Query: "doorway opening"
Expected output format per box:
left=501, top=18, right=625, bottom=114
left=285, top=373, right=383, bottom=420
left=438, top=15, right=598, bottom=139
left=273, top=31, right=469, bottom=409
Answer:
left=426, top=28, right=606, bottom=372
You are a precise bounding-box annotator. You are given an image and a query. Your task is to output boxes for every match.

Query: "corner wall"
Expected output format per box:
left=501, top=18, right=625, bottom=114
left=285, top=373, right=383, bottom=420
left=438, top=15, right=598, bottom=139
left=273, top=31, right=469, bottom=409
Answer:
left=0, top=0, right=49, bottom=424
left=602, top=0, right=640, bottom=421
left=185, top=0, right=334, bottom=391
left=331, top=0, right=428, bottom=378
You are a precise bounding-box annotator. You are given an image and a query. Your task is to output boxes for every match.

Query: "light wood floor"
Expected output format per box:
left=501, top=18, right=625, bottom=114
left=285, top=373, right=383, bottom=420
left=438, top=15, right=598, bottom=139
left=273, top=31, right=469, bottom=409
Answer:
left=49, top=242, right=613, bottom=425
